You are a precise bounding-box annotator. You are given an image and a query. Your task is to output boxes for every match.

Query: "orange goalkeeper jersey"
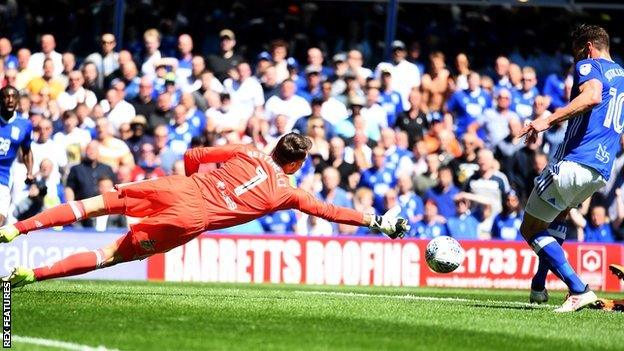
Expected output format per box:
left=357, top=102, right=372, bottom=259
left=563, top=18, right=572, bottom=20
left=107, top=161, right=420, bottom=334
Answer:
left=184, top=144, right=364, bottom=231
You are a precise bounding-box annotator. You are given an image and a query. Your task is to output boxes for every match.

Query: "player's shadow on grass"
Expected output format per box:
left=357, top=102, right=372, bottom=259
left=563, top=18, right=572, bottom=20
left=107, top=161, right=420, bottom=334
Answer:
left=470, top=304, right=546, bottom=311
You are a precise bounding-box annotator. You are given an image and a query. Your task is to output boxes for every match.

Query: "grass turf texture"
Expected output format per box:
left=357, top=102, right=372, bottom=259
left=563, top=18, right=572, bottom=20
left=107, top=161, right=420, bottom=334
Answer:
left=11, top=281, right=624, bottom=351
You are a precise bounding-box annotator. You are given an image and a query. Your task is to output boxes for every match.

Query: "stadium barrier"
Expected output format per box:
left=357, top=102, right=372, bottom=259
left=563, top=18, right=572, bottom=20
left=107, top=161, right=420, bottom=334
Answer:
left=0, top=231, right=622, bottom=292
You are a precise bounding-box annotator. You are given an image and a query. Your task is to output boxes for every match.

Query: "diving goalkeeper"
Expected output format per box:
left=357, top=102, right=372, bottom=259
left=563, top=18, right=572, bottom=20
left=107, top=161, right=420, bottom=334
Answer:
left=1, top=132, right=408, bottom=286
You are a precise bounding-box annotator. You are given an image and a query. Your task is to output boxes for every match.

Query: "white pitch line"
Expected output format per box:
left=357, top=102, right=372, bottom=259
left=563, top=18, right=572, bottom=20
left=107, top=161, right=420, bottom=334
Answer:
left=13, top=335, right=120, bottom=351
left=293, top=290, right=554, bottom=309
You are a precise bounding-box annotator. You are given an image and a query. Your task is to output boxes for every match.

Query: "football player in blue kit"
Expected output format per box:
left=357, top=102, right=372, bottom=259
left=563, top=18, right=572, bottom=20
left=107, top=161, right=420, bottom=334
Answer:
left=0, top=85, right=33, bottom=226
left=519, top=25, right=624, bottom=312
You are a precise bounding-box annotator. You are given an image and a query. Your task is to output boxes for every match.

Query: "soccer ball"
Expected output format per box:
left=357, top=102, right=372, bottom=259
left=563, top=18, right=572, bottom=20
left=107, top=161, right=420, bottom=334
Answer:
left=425, top=236, right=465, bottom=273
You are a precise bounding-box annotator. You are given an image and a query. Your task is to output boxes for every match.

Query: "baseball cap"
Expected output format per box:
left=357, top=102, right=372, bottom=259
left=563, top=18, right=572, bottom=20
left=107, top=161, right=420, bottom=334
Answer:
left=391, top=40, right=406, bottom=50
left=286, top=57, right=299, bottom=70
left=305, top=65, right=321, bottom=75
left=349, top=95, right=366, bottom=107
left=257, top=51, right=272, bottom=62
left=219, top=29, right=235, bottom=40
left=131, top=115, right=147, bottom=126
left=333, top=53, right=347, bottom=63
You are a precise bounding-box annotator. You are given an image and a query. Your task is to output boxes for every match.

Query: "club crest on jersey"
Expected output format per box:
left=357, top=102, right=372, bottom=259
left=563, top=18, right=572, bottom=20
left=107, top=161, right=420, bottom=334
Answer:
left=579, top=63, right=592, bottom=76
left=596, top=143, right=610, bottom=164
left=10, top=127, right=19, bottom=140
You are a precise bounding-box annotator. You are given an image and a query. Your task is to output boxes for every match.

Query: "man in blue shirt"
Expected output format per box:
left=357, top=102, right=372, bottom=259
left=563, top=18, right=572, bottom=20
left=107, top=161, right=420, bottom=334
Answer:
left=519, top=25, right=624, bottom=312
left=317, top=167, right=353, bottom=234
left=258, top=210, right=297, bottom=234
left=409, top=199, right=448, bottom=239
left=491, top=191, right=524, bottom=241
left=0, top=86, right=33, bottom=225
left=446, top=196, right=479, bottom=240
left=511, top=66, right=540, bottom=121
left=358, top=147, right=397, bottom=214
left=446, top=72, right=492, bottom=137
left=424, top=166, right=460, bottom=218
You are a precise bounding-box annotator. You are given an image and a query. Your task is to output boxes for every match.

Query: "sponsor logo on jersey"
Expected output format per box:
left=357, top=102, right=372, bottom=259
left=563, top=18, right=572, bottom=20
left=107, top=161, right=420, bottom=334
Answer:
left=595, top=143, right=610, bottom=164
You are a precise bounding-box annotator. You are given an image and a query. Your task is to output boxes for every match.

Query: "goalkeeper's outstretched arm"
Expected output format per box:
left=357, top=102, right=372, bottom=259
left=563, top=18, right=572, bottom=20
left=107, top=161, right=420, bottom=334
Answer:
left=183, top=144, right=245, bottom=176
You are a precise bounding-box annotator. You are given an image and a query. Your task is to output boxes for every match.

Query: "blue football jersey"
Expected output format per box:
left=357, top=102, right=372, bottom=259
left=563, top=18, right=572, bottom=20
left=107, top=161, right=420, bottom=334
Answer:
left=446, top=88, right=492, bottom=136
left=554, top=58, right=624, bottom=180
left=0, top=116, right=33, bottom=186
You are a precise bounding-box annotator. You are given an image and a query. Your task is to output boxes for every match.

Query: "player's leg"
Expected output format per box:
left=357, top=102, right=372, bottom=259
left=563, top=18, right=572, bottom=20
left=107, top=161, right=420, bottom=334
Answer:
left=609, top=264, right=624, bottom=280
left=529, top=210, right=569, bottom=303
left=4, top=230, right=138, bottom=287
left=0, top=192, right=125, bottom=243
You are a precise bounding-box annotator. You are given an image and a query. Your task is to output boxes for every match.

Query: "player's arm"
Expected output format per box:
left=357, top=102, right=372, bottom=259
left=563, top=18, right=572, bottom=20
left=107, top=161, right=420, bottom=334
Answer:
left=183, top=144, right=245, bottom=176
left=519, top=79, right=602, bottom=143
left=20, top=124, right=34, bottom=183
left=286, top=189, right=408, bottom=239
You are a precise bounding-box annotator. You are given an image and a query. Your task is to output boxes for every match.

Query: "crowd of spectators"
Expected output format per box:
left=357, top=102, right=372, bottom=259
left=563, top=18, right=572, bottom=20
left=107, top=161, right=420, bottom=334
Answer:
left=2, top=2, right=623, bottom=242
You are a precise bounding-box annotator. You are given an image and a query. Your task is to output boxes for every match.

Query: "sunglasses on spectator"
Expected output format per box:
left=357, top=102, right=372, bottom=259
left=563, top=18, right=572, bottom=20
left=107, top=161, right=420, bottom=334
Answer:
left=312, top=124, right=324, bottom=129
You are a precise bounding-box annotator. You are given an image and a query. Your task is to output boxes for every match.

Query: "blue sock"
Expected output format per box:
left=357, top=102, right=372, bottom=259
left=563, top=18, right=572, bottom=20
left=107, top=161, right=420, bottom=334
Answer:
left=529, top=230, right=586, bottom=294
left=530, top=222, right=566, bottom=291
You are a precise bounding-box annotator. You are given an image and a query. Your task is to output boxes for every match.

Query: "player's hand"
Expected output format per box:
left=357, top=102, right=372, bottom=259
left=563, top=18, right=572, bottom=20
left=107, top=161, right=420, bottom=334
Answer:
left=24, top=174, right=35, bottom=185
left=517, top=118, right=550, bottom=144
left=369, top=207, right=410, bottom=239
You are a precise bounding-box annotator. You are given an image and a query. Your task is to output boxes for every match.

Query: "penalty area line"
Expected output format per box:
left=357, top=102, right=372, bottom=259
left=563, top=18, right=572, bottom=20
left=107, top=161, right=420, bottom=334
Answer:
left=293, top=290, right=554, bottom=309
left=13, top=335, right=121, bottom=351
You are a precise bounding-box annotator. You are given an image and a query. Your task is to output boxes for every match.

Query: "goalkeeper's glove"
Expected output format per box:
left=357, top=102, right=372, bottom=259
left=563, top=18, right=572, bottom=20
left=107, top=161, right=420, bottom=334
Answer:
left=369, top=207, right=410, bottom=239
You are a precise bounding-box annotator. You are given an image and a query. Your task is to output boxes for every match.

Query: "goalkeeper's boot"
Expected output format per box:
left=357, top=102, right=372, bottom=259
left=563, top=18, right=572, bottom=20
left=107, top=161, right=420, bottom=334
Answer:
left=609, top=264, right=624, bottom=281
left=0, top=224, right=19, bottom=243
left=553, top=288, right=597, bottom=313
left=3, top=267, right=36, bottom=288
left=529, top=288, right=549, bottom=304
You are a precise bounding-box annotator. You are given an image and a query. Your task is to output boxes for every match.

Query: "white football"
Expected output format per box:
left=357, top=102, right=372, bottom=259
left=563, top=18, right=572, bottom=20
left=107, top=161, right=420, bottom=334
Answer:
left=425, top=236, right=465, bottom=273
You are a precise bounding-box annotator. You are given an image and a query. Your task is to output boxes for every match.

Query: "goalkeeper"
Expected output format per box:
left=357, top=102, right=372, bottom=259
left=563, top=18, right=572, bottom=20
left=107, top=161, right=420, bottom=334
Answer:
left=1, top=132, right=408, bottom=287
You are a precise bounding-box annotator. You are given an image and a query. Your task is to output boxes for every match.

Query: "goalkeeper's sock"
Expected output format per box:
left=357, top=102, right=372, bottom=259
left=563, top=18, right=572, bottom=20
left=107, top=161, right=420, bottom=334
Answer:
left=33, top=249, right=105, bottom=281
left=531, top=222, right=566, bottom=291
left=529, top=230, right=586, bottom=294
left=14, top=201, right=86, bottom=234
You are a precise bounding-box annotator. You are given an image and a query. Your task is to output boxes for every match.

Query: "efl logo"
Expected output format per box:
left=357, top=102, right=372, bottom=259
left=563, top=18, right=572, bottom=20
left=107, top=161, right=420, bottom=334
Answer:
left=577, top=246, right=606, bottom=290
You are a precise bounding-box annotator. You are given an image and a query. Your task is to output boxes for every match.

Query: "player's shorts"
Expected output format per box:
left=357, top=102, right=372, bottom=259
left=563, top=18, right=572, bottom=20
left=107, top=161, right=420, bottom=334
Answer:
left=104, top=175, right=207, bottom=260
left=0, top=184, right=9, bottom=218
left=525, top=160, right=606, bottom=223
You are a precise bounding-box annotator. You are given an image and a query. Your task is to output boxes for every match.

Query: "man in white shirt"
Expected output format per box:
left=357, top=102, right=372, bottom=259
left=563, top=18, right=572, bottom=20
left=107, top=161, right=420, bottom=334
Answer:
left=100, top=88, right=136, bottom=136
left=264, top=79, right=311, bottom=132
left=319, top=80, right=348, bottom=125
left=223, top=62, right=264, bottom=118
left=57, top=70, right=98, bottom=111
left=360, top=85, right=387, bottom=142
left=375, top=40, right=421, bottom=110
left=27, top=34, right=63, bottom=77
left=140, top=29, right=162, bottom=78
left=30, top=119, right=67, bottom=185
left=85, top=33, right=119, bottom=89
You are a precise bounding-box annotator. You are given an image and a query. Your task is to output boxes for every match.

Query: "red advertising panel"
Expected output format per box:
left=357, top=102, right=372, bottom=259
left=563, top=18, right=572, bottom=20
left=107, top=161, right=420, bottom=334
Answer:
left=147, top=234, right=624, bottom=292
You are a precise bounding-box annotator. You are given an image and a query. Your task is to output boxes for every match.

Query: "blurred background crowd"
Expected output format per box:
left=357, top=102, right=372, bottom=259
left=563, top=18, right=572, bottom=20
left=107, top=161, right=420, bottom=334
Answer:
left=2, top=0, right=624, bottom=241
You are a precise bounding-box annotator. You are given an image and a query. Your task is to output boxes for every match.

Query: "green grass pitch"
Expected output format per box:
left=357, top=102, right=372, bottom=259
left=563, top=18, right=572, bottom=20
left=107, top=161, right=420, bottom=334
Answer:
left=10, top=281, right=624, bottom=350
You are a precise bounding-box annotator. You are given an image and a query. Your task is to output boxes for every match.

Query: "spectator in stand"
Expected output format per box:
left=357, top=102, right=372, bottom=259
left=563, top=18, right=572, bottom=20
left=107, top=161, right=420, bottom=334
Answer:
left=260, top=64, right=280, bottom=101
left=27, top=58, right=64, bottom=100
left=191, top=69, right=224, bottom=111
left=379, top=128, right=413, bottom=175
left=0, top=38, right=17, bottom=70
left=421, top=51, right=451, bottom=105
left=509, top=132, right=544, bottom=201
left=223, top=61, right=264, bottom=118
left=175, top=34, right=193, bottom=84
left=92, top=176, right=127, bottom=231
left=180, top=92, right=205, bottom=132
left=15, top=48, right=36, bottom=90
left=153, top=124, right=177, bottom=174
left=570, top=195, right=623, bottom=243
left=494, top=117, right=525, bottom=177
left=375, top=41, right=421, bottom=111
left=75, top=103, right=96, bottom=137
left=446, top=195, right=479, bottom=240
left=269, top=39, right=290, bottom=83
left=13, top=159, right=64, bottom=222
left=424, top=165, right=460, bottom=218
left=30, top=118, right=67, bottom=184
left=205, top=93, right=248, bottom=136
left=85, top=33, right=119, bottom=90
left=464, top=149, right=510, bottom=216
left=140, top=29, right=162, bottom=78
left=81, top=62, right=104, bottom=100
left=507, top=63, right=522, bottom=91
left=52, top=110, right=91, bottom=165
left=316, top=167, right=353, bottom=234
left=170, top=159, right=186, bottom=176
left=358, top=146, right=397, bottom=213
left=306, top=47, right=333, bottom=81
left=360, top=84, right=387, bottom=142
left=446, top=72, right=492, bottom=138
left=255, top=51, right=272, bottom=79
left=379, top=68, right=403, bottom=127
left=344, top=128, right=372, bottom=171
left=148, top=92, right=173, bottom=134
left=542, top=55, right=573, bottom=111
left=493, top=55, right=511, bottom=90
left=347, top=49, right=373, bottom=85
left=258, top=210, right=298, bottom=234
left=94, top=117, right=134, bottom=172
left=102, top=88, right=135, bottom=137
left=409, top=199, right=448, bottom=238
left=59, top=52, right=76, bottom=87
left=453, top=53, right=471, bottom=91
left=413, top=152, right=439, bottom=195
left=168, top=104, right=200, bottom=157
left=324, top=137, right=357, bottom=191
left=396, top=175, right=424, bottom=227
left=479, top=88, right=520, bottom=148
left=352, top=187, right=376, bottom=235
left=319, top=80, right=348, bottom=126
left=130, top=142, right=166, bottom=182
left=28, top=34, right=63, bottom=77
left=536, top=95, right=565, bottom=159
left=130, top=76, right=157, bottom=118
left=125, top=115, right=152, bottom=161
left=511, top=66, right=539, bottom=121
left=449, top=132, right=482, bottom=187
left=56, top=70, right=97, bottom=111
left=296, top=66, right=322, bottom=102
left=265, top=79, right=311, bottom=131
left=491, top=190, right=524, bottom=240
left=306, top=116, right=330, bottom=160
left=207, top=29, right=243, bottom=82
left=395, top=87, right=427, bottom=149
left=292, top=97, right=335, bottom=138
left=65, top=140, right=116, bottom=205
